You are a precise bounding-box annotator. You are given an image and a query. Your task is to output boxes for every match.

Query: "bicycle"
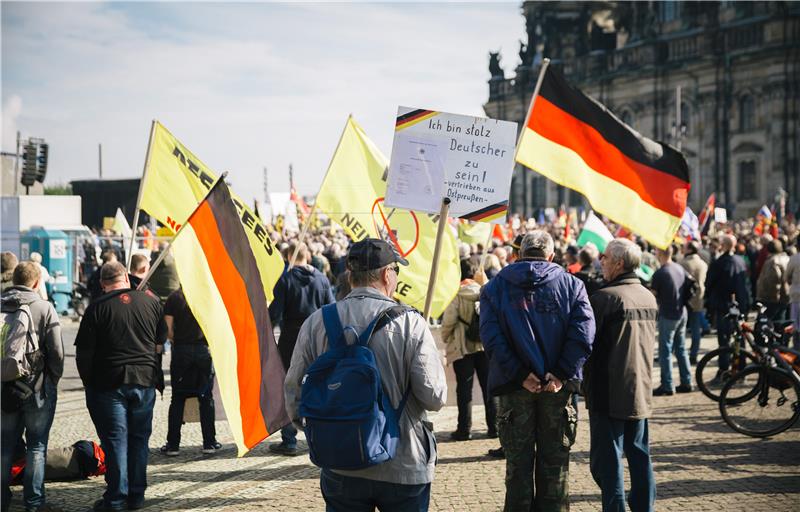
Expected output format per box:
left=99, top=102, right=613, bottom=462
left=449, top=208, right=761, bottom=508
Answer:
left=718, top=322, right=800, bottom=437
left=695, top=303, right=762, bottom=401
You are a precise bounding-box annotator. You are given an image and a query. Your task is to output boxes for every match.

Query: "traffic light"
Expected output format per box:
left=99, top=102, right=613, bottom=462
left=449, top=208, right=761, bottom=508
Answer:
left=21, top=142, right=38, bottom=187
left=36, top=143, right=48, bottom=183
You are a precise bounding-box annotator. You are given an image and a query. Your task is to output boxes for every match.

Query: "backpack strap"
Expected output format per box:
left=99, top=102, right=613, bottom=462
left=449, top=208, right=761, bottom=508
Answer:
left=321, top=304, right=346, bottom=351
left=357, top=305, right=411, bottom=346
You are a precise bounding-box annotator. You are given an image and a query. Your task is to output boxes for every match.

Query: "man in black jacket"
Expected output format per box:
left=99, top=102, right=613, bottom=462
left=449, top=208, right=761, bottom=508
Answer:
left=75, top=262, right=166, bottom=511
left=268, top=241, right=334, bottom=455
left=705, top=234, right=751, bottom=374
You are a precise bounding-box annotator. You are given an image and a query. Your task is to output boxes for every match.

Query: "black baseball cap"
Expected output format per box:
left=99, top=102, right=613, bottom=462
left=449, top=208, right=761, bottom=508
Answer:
left=347, top=238, right=409, bottom=271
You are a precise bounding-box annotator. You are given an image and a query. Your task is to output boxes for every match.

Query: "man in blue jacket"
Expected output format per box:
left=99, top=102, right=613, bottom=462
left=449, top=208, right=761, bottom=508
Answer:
left=268, top=241, right=334, bottom=455
left=480, top=231, right=595, bottom=512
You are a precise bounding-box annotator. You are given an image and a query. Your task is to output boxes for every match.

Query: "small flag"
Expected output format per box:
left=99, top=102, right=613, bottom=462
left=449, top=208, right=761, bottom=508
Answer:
left=679, top=207, right=701, bottom=241
left=577, top=212, right=614, bottom=253
left=111, top=208, right=132, bottom=239
left=757, top=205, right=772, bottom=221
left=172, top=180, right=289, bottom=456
left=516, top=67, right=690, bottom=249
left=697, top=193, right=716, bottom=235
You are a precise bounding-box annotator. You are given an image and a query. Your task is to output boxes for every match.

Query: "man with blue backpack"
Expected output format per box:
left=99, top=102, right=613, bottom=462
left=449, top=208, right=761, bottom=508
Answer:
left=284, top=238, right=447, bottom=512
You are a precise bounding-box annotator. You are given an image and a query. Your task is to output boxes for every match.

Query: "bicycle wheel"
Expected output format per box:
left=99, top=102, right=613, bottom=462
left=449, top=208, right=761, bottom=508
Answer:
left=696, top=346, right=759, bottom=402
left=719, top=366, right=800, bottom=437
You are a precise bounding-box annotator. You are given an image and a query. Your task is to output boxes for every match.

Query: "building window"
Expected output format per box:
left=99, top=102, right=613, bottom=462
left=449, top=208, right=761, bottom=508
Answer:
left=661, top=1, right=680, bottom=22
left=739, top=95, right=755, bottom=131
left=738, top=161, right=757, bottom=200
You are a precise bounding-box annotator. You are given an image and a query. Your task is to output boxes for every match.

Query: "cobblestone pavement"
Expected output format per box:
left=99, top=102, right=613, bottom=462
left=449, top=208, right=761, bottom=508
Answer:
left=7, top=321, right=799, bottom=511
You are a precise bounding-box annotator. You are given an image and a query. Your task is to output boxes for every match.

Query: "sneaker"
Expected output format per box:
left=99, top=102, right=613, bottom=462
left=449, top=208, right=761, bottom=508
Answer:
left=92, top=499, right=124, bottom=512
left=689, top=355, right=698, bottom=365
left=159, top=444, right=179, bottom=456
left=127, top=499, right=145, bottom=510
left=449, top=430, right=471, bottom=441
left=487, top=447, right=505, bottom=459
left=676, top=384, right=693, bottom=393
left=653, top=386, right=674, bottom=396
left=486, top=429, right=498, bottom=439
left=202, top=442, right=223, bottom=454
left=268, top=442, right=300, bottom=456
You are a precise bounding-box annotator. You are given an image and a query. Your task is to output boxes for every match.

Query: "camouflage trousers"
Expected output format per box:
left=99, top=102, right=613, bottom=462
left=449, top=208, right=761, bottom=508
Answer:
left=497, top=387, right=577, bottom=512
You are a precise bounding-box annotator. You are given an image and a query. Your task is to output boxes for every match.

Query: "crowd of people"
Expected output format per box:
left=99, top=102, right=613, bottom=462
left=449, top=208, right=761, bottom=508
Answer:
left=2, top=209, right=800, bottom=511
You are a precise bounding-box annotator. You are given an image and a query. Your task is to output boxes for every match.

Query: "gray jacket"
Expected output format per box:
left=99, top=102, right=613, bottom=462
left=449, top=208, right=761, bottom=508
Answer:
left=284, top=287, right=447, bottom=485
left=2, top=286, right=64, bottom=389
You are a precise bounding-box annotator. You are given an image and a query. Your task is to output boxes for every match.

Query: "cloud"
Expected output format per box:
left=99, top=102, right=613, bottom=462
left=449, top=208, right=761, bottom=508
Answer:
left=1, top=2, right=525, bottom=195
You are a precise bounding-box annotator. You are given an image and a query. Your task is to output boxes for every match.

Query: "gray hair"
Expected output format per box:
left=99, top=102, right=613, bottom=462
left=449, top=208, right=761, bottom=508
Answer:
left=606, top=238, right=641, bottom=272
left=349, top=265, right=389, bottom=288
left=720, top=234, right=736, bottom=252
left=520, top=230, right=554, bottom=258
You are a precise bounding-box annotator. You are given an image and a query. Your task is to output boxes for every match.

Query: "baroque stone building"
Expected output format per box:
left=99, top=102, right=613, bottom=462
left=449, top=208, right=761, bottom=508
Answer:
left=484, top=1, right=800, bottom=219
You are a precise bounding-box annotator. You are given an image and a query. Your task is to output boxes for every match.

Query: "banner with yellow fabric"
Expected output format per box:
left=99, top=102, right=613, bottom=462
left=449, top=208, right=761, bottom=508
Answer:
left=458, top=221, right=492, bottom=246
left=138, top=121, right=284, bottom=300
left=315, top=117, right=460, bottom=317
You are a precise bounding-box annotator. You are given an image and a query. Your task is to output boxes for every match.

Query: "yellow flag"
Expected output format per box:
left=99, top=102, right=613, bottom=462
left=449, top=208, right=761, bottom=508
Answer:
left=458, top=221, right=492, bottom=246
left=315, top=117, right=460, bottom=317
left=138, top=121, right=284, bottom=300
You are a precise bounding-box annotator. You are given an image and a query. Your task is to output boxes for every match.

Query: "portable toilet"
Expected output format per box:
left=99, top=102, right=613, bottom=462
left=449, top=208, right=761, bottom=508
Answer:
left=20, top=227, right=73, bottom=314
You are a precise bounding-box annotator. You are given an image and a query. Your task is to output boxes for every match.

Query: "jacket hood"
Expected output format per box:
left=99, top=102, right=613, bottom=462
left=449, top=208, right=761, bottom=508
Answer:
left=457, top=280, right=481, bottom=300
left=289, top=264, right=318, bottom=285
left=497, top=259, right=562, bottom=290
left=1, top=286, right=41, bottom=307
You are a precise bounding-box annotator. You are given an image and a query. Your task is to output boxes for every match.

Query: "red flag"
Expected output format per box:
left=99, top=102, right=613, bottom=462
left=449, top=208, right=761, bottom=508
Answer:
left=697, top=193, right=716, bottom=235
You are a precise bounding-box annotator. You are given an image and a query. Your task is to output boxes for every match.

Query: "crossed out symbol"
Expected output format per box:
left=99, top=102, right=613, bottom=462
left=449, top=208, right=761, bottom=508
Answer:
left=371, top=197, right=420, bottom=258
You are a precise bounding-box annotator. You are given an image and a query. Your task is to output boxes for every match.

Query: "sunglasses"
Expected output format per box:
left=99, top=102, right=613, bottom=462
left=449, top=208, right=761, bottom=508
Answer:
left=389, top=265, right=400, bottom=276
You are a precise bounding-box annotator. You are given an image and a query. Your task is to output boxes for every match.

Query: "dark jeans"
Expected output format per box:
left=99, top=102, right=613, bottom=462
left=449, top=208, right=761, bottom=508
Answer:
left=320, top=469, right=431, bottom=512
left=1, top=379, right=57, bottom=512
left=86, top=385, right=155, bottom=510
left=688, top=311, right=706, bottom=361
left=716, top=312, right=733, bottom=371
left=589, top=414, right=655, bottom=512
left=166, top=344, right=216, bottom=448
left=452, top=352, right=496, bottom=434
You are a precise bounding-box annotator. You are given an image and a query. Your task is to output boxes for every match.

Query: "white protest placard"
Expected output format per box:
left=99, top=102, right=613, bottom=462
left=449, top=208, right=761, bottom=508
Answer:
left=385, top=107, right=517, bottom=224
left=714, top=207, right=727, bottom=224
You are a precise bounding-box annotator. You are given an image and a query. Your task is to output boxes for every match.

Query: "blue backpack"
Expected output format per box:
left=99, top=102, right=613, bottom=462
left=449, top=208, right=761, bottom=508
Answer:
left=299, top=303, right=411, bottom=470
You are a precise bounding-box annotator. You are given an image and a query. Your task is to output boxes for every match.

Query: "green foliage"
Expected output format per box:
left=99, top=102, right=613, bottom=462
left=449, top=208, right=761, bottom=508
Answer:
left=44, top=183, right=72, bottom=195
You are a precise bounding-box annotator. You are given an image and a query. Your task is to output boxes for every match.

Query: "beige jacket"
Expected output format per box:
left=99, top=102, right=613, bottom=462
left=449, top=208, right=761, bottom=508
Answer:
left=680, top=254, right=708, bottom=312
left=757, top=253, right=790, bottom=304
left=441, top=280, right=483, bottom=364
left=284, top=287, right=447, bottom=485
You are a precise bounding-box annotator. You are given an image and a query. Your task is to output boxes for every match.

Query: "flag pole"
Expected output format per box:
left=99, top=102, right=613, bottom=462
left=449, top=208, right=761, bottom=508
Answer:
left=423, top=197, right=451, bottom=322
left=513, top=58, right=550, bottom=162
left=127, top=120, right=157, bottom=271
left=289, top=114, right=353, bottom=267
left=478, top=225, right=494, bottom=273
left=137, top=172, right=228, bottom=291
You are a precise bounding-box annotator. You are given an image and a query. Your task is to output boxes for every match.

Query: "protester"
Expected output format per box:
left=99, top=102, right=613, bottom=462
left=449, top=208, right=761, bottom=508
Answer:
left=28, top=253, right=52, bottom=302
left=160, top=287, right=221, bottom=457
left=575, top=244, right=604, bottom=296
left=1, top=262, right=64, bottom=512
left=705, top=234, right=751, bottom=375
left=786, top=238, right=800, bottom=349
left=493, top=246, right=509, bottom=268
left=480, top=230, right=594, bottom=511
left=441, top=256, right=496, bottom=441
left=147, top=242, right=180, bottom=304
left=650, top=246, right=693, bottom=395
left=75, top=262, right=166, bottom=511
left=680, top=241, right=708, bottom=364
left=87, top=251, right=118, bottom=302
left=484, top=253, right=503, bottom=280
left=127, top=254, right=150, bottom=291
left=284, top=238, right=446, bottom=511
left=755, top=239, right=789, bottom=320
left=1, top=251, right=18, bottom=292
left=269, top=241, right=335, bottom=456
left=585, top=238, right=657, bottom=512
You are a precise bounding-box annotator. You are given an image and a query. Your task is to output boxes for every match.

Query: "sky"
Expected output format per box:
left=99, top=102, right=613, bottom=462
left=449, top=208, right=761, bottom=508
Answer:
left=1, top=1, right=526, bottom=197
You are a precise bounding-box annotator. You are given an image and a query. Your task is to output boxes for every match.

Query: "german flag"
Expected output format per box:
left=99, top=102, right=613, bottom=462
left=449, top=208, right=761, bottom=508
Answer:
left=516, top=67, right=690, bottom=249
left=172, top=179, right=289, bottom=456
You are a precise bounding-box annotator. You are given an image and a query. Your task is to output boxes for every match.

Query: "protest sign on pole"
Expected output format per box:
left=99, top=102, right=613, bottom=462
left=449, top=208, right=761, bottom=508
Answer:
left=385, top=107, right=517, bottom=224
